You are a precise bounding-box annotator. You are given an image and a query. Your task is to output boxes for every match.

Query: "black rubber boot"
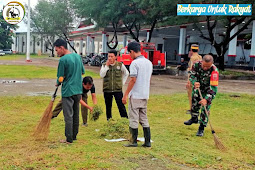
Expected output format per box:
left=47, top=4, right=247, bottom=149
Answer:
left=184, top=116, right=198, bottom=125
left=196, top=123, right=205, bottom=137
left=124, top=127, right=138, bottom=147
left=142, top=127, right=151, bottom=147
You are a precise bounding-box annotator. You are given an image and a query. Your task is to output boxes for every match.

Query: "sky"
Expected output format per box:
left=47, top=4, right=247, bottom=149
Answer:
left=1, top=0, right=38, bottom=32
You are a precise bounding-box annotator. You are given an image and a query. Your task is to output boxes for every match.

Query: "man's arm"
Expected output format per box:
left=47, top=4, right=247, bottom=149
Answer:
left=100, top=64, right=109, bottom=78
left=204, top=85, right=218, bottom=105
left=122, top=77, right=136, bottom=104
left=122, top=62, right=137, bottom=104
left=91, top=93, right=97, bottom=105
left=56, top=59, right=64, bottom=86
left=81, top=56, right=85, bottom=75
left=121, top=63, right=129, bottom=85
left=80, top=99, right=93, bottom=112
left=82, top=64, right=85, bottom=75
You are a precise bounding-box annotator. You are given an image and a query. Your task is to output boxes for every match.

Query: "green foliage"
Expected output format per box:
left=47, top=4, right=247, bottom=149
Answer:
left=30, top=0, right=77, bottom=54
left=100, top=118, right=130, bottom=139
left=31, top=0, right=75, bottom=36
left=72, top=0, right=176, bottom=41
left=0, top=10, right=18, bottom=49
left=90, top=105, right=103, bottom=121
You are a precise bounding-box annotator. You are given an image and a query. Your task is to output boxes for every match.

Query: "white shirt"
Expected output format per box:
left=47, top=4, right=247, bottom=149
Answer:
left=129, top=56, right=153, bottom=99
left=100, top=62, right=129, bottom=85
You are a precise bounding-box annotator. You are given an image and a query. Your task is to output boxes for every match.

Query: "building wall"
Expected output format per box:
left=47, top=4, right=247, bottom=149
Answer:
left=186, top=35, right=251, bottom=63
left=14, top=33, right=53, bottom=55
left=163, top=38, right=179, bottom=61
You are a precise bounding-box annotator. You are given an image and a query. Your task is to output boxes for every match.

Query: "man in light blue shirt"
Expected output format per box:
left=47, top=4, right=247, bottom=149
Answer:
left=122, top=41, right=153, bottom=147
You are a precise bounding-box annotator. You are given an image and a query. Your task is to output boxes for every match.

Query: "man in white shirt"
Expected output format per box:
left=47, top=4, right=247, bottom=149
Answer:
left=100, top=50, right=129, bottom=120
left=122, top=42, right=153, bottom=147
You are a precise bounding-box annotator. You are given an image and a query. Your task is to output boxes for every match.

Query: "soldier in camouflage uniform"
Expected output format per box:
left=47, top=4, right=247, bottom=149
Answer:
left=184, top=55, right=218, bottom=137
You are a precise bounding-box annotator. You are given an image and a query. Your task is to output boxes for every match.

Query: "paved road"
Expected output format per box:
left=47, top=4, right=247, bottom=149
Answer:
left=0, top=58, right=254, bottom=96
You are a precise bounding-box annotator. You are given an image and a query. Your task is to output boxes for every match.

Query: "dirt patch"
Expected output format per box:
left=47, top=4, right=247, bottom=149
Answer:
left=111, top=156, right=199, bottom=170
left=0, top=58, right=255, bottom=96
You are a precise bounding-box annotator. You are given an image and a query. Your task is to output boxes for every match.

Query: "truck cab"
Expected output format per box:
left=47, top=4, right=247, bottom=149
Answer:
left=117, top=42, right=166, bottom=70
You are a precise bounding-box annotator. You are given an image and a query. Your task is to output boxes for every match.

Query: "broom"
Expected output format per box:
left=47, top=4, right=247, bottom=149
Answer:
left=198, top=88, right=226, bottom=151
left=33, top=77, right=63, bottom=140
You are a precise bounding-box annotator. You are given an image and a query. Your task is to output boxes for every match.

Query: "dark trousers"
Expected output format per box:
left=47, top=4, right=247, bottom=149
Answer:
left=62, top=94, right=81, bottom=143
left=103, top=92, right=128, bottom=120
left=81, top=94, right=88, bottom=124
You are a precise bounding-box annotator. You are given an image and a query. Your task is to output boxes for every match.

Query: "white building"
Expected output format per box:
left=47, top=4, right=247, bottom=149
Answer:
left=12, top=19, right=255, bottom=67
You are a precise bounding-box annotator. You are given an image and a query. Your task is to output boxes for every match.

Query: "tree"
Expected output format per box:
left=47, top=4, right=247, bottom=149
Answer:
left=163, top=0, right=255, bottom=70
left=72, top=0, right=175, bottom=47
left=73, top=0, right=254, bottom=70
left=0, top=10, right=18, bottom=49
left=30, top=0, right=78, bottom=56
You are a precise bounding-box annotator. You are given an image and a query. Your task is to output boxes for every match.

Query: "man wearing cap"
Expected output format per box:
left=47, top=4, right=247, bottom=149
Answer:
left=186, top=44, right=202, bottom=114
left=184, top=55, right=218, bottom=137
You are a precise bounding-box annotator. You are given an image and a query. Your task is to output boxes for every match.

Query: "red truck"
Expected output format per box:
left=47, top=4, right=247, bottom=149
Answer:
left=117, top=42, right=166, bottom=70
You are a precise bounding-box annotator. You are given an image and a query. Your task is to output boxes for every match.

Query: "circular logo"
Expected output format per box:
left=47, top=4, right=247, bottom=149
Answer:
left=2, top=1, right=25, bottom=25
left=117, top=66, right=120, bottom=70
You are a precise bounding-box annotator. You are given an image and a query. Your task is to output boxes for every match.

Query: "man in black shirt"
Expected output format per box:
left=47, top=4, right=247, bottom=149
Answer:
left=52, top=76, right=97, bottom=126
left=176, top=58, right=187, bottom=76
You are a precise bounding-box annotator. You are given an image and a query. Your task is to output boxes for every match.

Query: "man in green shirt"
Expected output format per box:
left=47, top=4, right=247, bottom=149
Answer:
left=54, top=39, right=85, bottom=144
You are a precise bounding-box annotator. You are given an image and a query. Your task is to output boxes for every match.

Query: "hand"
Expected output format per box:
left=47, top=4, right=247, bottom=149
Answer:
left=89, top=107, right=93, bottom=113
left=106, top=60, right=110, bottom=66
left=122, top=95, right=127, bottom=105
left=199, top=99, right=207, bottom=106
left=55, top=84, right=59, bottom=87
left=194, top=82, right=200, bottom=89
left=186, top=81, right=191, bottom=89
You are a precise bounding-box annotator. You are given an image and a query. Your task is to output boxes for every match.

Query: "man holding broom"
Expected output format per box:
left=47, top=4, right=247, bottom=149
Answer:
left=184, top=55, right=218, bottom=137
left=54, top=39, right=85, bottom=144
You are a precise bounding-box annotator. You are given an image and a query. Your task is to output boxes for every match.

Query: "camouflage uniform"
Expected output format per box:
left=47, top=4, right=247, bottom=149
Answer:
left=189, top=61, right=218, bottom=126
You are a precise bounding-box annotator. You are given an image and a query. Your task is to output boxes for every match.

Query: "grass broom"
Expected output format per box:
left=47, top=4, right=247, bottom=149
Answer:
left=33, top=85, right=59, bottom=140
left=198, top=88, right=226, bottom=151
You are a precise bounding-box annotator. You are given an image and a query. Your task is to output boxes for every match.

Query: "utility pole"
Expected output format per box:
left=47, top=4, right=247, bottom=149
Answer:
left=26, top=0, right=31, bottom=62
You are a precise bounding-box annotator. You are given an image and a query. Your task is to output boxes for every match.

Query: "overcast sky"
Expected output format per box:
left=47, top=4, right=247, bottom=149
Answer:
left=1, top=0, right=38, bottom=32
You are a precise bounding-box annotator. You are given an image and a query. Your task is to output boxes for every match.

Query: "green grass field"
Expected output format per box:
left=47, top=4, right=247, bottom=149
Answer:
left=0, top=54, right=50, bottom=60
left=0, top=94, right=254, bottom=169
left=0, top=65, right=100, bottom=79
left=219, top=70, right=255, bottom=77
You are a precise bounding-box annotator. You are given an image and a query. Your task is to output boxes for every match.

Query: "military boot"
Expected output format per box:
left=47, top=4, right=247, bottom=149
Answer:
left=196, top=123, right=205, bottom=137
left=124, top=127, right=138, bottom=147
left=142, top=127, right=151, bottom=147
left=184, top=116, right=198, bottom=125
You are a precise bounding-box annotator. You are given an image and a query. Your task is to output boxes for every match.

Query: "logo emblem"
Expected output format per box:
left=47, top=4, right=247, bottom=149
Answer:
left=117, top=66, right=120, bottom=70
left=3, top=1, right=25, bottom=25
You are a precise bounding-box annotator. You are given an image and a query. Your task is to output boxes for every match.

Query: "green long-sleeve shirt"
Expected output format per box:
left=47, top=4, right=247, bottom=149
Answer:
left=56, top=53, right=85, bottom=97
